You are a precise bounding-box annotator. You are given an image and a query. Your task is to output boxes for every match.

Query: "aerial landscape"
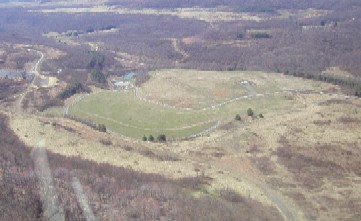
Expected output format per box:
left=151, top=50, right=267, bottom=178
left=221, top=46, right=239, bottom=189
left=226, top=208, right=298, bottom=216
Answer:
left=0, top=0, right=360, bottom=220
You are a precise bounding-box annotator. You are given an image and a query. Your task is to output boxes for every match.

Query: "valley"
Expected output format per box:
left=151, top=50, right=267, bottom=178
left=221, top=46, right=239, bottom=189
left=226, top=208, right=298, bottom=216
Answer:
left=0, top=1, right=360, bottom=221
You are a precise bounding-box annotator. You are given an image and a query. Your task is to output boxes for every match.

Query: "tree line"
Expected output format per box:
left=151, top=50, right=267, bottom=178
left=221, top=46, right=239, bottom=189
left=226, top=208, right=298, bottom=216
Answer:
left=284, top=70, right=361, bottom=97
left=59, top=82, right=90, bottom=99
left=142, top=134, right=167, bottom=142
left=87, top=52, right=107, bottom=84
left=65, top=114, right=107, bottom=132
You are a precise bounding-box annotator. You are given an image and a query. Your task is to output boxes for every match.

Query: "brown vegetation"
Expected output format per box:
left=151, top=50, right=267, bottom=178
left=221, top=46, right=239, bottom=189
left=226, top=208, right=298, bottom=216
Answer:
left=0, top=114, right=42, bottom=221
left=0, top=112, right=284, bottom=220
left=2, top=2, right=361, bottom=91
left=1, top=1, right=361, bottom=220
left=0, top=80, right=25, bottom=102
left=24, top=88, right=64, bottom=112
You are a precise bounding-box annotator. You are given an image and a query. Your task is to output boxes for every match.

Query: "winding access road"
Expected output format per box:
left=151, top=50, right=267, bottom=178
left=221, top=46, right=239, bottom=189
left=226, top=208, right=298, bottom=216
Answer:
left=16, top=49, right=44, bottom=112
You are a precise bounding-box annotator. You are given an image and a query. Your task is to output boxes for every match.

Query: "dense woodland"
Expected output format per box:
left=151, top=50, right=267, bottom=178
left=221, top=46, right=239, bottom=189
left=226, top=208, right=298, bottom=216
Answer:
left=106, top=0, right=361, bottom=10
left=1, top=2, right=361, bottom=84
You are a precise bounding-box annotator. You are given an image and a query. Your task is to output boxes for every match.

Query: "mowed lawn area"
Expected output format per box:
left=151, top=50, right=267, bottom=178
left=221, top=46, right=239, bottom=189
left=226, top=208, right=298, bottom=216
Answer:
left=69, top=90, right=301, bottom=139
left=69, top=91, right=218, bottom=139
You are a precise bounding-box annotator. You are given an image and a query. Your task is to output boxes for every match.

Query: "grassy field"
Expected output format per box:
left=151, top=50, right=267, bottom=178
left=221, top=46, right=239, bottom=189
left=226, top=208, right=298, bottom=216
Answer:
left=34, top=6, right=263, bottom=23
left=69, top=91, right=217, bottom=139
left=69, top=89, right=300, bottom=139
left=68, top=69, right=336, bottom=140
left=10, top=66, right=360, bottom=221
left=138, top=69, right=332, bottom=108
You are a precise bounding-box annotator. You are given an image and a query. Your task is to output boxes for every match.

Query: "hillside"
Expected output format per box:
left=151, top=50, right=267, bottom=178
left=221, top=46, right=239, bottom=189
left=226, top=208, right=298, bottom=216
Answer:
left=0, top=0, right=361, bottom=220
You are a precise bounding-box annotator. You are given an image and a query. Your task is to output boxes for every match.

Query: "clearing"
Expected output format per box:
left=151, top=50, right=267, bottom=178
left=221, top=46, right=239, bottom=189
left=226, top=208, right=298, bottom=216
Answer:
left=67, top=69, right=332, bottom=139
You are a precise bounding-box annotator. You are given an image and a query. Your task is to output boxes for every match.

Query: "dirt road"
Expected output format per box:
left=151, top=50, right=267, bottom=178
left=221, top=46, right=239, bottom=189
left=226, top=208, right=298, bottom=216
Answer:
left=16, top=49, right=44, bottom=112
left=170, top=38, right=189, bottom=60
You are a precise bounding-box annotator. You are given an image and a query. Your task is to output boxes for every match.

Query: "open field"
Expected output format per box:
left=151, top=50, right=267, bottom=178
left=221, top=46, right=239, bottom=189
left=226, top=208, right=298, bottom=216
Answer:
left=9, top=79, right=361, bottom=221
left=69, top=71, right=311, bottom=139
left=138, top=69, right=336, bottom=108
left=69, top=91, right=216, bottom=139
left=276, top=8, right=330, bottom=19
left=209, top=92, right=361, bottom=221
left=2, top=1, right=361, bottom=220
left=6, top=66, right=361, bottom=220
left=32, top=6, right=264, bottom=23
left=68, top=91, right=300, bottom=139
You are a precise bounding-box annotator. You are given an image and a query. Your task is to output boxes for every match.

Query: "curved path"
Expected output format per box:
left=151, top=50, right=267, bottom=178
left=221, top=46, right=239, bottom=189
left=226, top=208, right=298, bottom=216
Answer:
left=63, top=92, right=220, bottom=139
left=170, top=38, right=189, bottom=60
left=133, top=87, right=360, bottom=221
left=9, top=49, right=360, bottom=221
left=64, top=87, right=360, bottom=141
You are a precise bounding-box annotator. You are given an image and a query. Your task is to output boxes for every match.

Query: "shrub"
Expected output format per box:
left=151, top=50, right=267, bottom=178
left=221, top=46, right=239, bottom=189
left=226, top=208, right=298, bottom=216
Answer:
left=247, top=108, right=254, bottom=117
left=355, top=85, right=361, bottom=97
left=235, top=114, right=241, bottom=121
left=148, top=135, right=154, bottom=142
left=100, top=139, right=112, bottom=145
left=142, top=135, right=147, bottom=141
left=250, top=32, right=271, bottom=39
left=236, top=33, right=244, bottom=39
left=157, top=134, right=167, bottom=142
left=86, top=27, right=94, bottom=33
left=124, top=145, right=133, bottom=151
left=97, top=124, right=107, bottom=132
left=127, top=207, right=141, bottom=219
left=218, top=188, right=245, bottom=203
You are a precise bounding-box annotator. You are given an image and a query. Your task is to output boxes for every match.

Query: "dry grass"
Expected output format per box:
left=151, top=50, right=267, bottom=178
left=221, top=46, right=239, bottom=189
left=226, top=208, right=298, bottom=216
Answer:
left=9, top=112, right=292, bottom=216
left=34, top=6, right=263, bottom=23
left=193, top=89, right=361, bottom=220
left=2, top=112, right=284, bottom=221
left=36, top=45, right=66, bottom=60
left=322, top=66, right=354, bottom=78
left=9, top=114, right=198, bottom=179
left=138, top=69, right=334, bottom=108
left=276, top=8, right=330, bottom=20
left=0, top=44, right=38, bottom=70
left=6, top=66, right=361, bottom=220
left=229, top=93, right=361, bottom=221
left=115, top=51, right=148, bottom=69
left=43, top=32, right=80, bottom=46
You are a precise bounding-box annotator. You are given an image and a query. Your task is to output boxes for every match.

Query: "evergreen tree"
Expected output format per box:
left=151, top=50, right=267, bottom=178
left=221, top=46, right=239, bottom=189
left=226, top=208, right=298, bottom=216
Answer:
left=247, top=108, right=254, bottom=117
left=148, top=135, right=154, bottom=142
left=157, top=134, right=166, bottom=142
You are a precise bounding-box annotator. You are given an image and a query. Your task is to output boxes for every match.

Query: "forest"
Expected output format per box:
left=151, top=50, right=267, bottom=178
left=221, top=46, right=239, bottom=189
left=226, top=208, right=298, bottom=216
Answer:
left=1, top=2, right=361, bottom=84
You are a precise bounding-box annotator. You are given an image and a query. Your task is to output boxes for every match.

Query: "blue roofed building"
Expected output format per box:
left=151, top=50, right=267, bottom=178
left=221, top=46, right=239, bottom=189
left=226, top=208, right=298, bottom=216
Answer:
left=111, top=72, right=136, bottom=90
left=124, top=72, right=136, bottom=81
